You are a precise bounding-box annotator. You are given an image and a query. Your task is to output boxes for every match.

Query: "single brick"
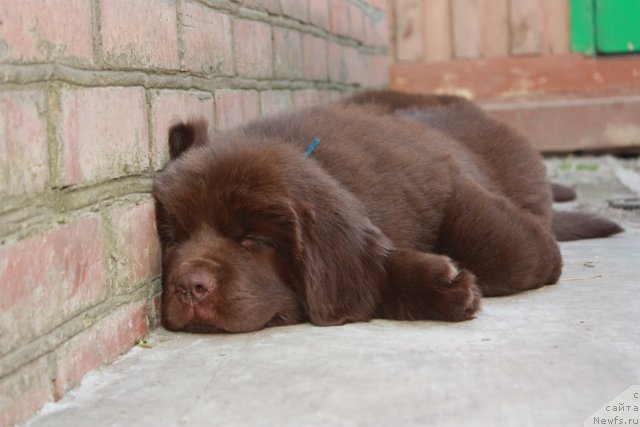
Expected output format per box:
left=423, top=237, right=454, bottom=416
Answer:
left=0, top=216, right=107, bottom=356
left=349, top=4, right=365, bottom=42
left=215, top=90, right=260, bottom=130
left=110, top=201, right=161, bottom=294
left=59, top=86, right=149, bottom=186
left=329, top=0, right=350, bottom=37
left=0, top=357, right=52, bottom=427
left=181, top=1, right=233, bottom=75
left=365, top=12, right=388, bottom=47
left=344, top=46, right=366, bottom=85
left=151, top=293, right=162, bottom=327
left=328, top=42, right=347, bottom=83
left=51, top=332, right=101, bottom=401
left=0, top=0, right=93, bottom=64
left=100, top=0, right=179, bottom=69
left=233, top=19, right=273, bottom=79
left=98, top=301, right=149, bottom=362
left=273, top=28, right=304, bottom=80
left=279, top=0, right=309, bottom=22
left=241, top=0, right=280, bottom=13
left=260, top=90, right=293, bottom=117
left=323, top=90, right=343, bottom=103
left=52, top=301, right=148, bottom=399
left=0, top=90, right=49, bottom=196
left=309, top=0, right=330, bottom=29
left=367, top=0, right=387, bottom=10
left=293, top=90, right=321, bottom=109
left=302, top=35, right=328, bottom=81
left=149, top=89, right=215, bottom=169
left=377, top=16, right=390, bottom=47
left=366, top=54, right=390, bottom=87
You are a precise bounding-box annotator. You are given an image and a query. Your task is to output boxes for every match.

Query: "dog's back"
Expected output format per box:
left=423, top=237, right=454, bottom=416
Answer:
left=345, top=90, right=623, bottom=241
left=346, top=91, right=552, bottom=221
left=240, top=104, right=457, bottom=249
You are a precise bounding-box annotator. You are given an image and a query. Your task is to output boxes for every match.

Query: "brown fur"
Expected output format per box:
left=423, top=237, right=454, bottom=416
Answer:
left=346, top=90, right=623, bottom=243
left=152, top=90, right=622, bottom=333
left=551, top=183, right=577, bottom=202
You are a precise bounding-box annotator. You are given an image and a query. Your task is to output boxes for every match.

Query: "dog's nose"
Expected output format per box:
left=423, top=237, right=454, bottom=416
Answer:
left=177, top=271, right=216, bottom=305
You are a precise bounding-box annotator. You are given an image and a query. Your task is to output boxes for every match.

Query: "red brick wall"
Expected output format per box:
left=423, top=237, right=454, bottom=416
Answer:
left=0, top=1, right=389, bottom=424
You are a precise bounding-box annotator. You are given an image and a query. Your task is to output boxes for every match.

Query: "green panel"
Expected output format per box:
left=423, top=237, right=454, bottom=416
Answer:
left=595, top=0, right=640, bottom=53
left=570, top=0, right=596, bottom=54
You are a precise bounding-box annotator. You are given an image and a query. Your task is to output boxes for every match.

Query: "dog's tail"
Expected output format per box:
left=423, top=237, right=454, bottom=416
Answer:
left=552, top=210, right=623, bottom=241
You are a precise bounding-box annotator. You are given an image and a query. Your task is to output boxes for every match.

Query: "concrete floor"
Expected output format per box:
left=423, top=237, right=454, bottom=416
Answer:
left=26, top=157, right=640, bottom=427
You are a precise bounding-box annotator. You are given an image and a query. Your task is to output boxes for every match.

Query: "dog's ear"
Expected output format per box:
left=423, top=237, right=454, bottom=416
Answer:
left=292, top=182, right=391, bottom=326
left=168, top=119, right=209, bottom=160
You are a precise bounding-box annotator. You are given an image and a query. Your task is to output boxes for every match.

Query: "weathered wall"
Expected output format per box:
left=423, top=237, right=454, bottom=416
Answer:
left=388, top=0, right=621, bottom=99
left=389, top=0, right=640, bottom=152
left=0, top=1, right=389, bottom=424
left=392, top=0, right=570, bottom=66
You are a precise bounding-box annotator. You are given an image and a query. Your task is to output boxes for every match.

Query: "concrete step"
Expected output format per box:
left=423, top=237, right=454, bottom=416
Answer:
left=391, top=54, right=640, bottom=153
left=483, top=95, right=640, bottom=153
left=25, top=157, right=640, bottom=427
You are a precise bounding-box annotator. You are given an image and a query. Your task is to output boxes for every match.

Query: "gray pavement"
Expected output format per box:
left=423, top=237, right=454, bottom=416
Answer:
left=26, top=156, right=640, bottom=427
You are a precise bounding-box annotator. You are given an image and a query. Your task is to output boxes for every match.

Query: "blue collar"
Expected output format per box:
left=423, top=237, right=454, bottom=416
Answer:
left=304, top=138, right=321, bottom=157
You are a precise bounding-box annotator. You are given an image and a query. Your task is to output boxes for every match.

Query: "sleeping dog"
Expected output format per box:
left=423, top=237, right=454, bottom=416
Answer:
left=152, top=90, right=622, bottom=333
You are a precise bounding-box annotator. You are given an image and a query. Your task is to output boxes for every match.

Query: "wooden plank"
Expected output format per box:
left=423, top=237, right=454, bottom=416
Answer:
left=484, top=96, right=640, bottom=152
left=509, top=0, right=542, bottom=55
left=393, top=0, right=424, bottom=63
left=391, top=54, right=640, bottom=99
left=423, top=0, right=453, bottom=62
left=570, top=0, right=595, bottom=54
left=478, top=0, right=509, bottom=58
left=452, top=0, right=481, bottom=59
left=541, top=0, right=570, bottom=54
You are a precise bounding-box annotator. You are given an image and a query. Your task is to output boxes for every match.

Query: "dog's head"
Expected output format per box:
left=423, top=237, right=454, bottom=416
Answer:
left=152, top=121, right=391, bottom=333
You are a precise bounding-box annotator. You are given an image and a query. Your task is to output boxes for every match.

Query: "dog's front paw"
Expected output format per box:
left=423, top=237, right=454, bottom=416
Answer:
left=409, top=254, right=482, bottom=321
left=383, top=250, right=482, bottom=322
left=436, top=267, right=482, bottom=321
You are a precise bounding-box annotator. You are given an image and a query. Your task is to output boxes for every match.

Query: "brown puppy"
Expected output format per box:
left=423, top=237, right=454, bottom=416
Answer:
left=153, top=91, right=622, bottom=333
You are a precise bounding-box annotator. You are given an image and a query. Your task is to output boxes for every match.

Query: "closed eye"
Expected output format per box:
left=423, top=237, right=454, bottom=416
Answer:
left=240, top=234, right=274, bottom=250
